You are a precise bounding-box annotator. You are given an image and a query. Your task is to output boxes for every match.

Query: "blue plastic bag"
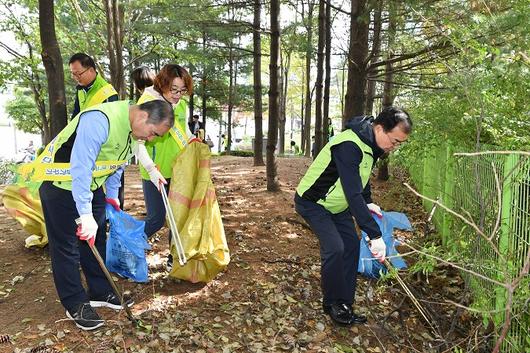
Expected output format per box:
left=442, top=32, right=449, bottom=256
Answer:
left=358, top=211, right=412, bottom=279
left=105, top=204, right=151, bottom=282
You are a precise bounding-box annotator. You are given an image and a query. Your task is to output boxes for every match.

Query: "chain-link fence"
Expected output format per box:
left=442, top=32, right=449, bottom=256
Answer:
left=406, top=143, right=530, bottom=352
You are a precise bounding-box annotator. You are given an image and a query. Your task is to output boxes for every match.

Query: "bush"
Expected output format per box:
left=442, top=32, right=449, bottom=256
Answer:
left=0, top=159, right=16, bottom=185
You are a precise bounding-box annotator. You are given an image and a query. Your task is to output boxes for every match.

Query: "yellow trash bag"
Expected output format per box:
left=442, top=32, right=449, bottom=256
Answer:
left=3, top=184, right=48, bottom=247
left=167, top=141, right=230, bottom=283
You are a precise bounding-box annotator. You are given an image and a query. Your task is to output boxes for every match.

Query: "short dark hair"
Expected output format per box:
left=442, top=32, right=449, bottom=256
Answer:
left=138, top=100, right=174, bottom=127
left=69, top=53, right=96, bottom=69
left=154, top=64, right=193, bottom=95
left=192, top=114, right=199, bottom=120
left=131, top=66, right=155, bottom=92
left=374, top=107, right=412, bottom=134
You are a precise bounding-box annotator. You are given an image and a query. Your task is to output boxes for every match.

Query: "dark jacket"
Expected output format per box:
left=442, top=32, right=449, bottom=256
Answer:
left=332, top=116, right=384, bottom=237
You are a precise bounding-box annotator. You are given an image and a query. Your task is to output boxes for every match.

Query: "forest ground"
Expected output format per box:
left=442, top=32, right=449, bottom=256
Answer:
left=0, top=156, right=482, bottom=353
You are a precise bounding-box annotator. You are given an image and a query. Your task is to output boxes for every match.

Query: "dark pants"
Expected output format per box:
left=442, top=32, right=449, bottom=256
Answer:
left=142, top=178, right=171, bottom=242
left=118, top=173, right=125, bottom=209
left=294, top=193, right=360, bottom=307
left=39, top=181, right=114, bottom=312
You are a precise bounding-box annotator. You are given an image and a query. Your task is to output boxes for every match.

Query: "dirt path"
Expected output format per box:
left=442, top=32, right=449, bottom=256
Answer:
left=0, top=156, right=472, bottom=353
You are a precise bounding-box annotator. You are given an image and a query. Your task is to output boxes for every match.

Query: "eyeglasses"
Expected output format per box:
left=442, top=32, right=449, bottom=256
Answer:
left=70, top=67, right=90, bottom=78
left=385, top=131, right=405, bottom=147
left=169, top=87, right=188, bottom=96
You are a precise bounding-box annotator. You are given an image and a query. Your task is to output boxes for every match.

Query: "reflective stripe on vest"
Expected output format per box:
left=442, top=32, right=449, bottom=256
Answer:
left=18, top=101, right=132, bottom=188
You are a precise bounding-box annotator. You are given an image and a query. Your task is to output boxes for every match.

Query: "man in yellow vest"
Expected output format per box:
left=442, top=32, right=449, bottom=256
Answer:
left=295, top=107, right=412, bottom=326
left=69, top=53, right=119, bottom=118
left=68, top=53, right=125, bottom=206
left=38, top=100, right=173, bottom=331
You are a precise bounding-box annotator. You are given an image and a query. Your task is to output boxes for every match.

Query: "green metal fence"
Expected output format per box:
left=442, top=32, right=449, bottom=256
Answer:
left=405, top=143, right=530, bottom=352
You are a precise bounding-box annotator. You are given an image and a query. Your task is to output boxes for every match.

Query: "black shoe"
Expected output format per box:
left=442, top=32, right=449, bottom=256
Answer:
left=166, top=254, right=173, bottom=272
left=66, top=303, right=104, bottom=331
left=90, top=293, right=134, bottom=310
left=323, top=303, right=367, bottom=325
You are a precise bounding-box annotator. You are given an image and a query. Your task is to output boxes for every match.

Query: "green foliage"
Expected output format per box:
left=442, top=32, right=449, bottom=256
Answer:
left=5, top=88, right=43, bottom=135
left=0, top=159, right=16, bottom=185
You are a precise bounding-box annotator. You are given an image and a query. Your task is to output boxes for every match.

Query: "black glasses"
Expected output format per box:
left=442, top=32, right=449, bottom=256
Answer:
left=169, top=87, right=188, bottom=95
left=70, top=67, right=90, bottom=78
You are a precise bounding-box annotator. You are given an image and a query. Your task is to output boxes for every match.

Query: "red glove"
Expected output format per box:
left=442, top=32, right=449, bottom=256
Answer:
left=105, top=197, right=121, bottom=211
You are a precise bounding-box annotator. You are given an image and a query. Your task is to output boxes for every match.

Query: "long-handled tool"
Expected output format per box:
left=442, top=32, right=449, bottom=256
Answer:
left=159, top=185, right=187, bottom=266
left=75, top=219, right=137, bottom=325
left=367, top=237, right=441, bottom=338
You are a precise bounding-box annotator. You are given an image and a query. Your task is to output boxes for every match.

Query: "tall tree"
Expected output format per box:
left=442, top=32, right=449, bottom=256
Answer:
left=344, top=0, right=369, bottom=119
left=39, top=0, right=67, bottom=139
left=365, top=1, right=383, bottom=115
left=302, top=0, right=316, bottom=157
left=322, top=0, right=332, bottom=145
left=104, top=0, right=126, bottom=98
left=313, top=0, right=326, bottom=156
left=252, top=0, right=264, bottom=166
left=267, top=0, right=280, bottom=191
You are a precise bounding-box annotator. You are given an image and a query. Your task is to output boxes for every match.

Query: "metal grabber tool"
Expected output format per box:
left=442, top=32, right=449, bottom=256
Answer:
left=366, top=236, right=441, bottom=338
left=159, top=184, right=187, bottom=266
left=75, top=218, right=142, bottom=328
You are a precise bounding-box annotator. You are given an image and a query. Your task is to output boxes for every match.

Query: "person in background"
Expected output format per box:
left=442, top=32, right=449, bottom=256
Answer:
left=136, top=64, right=194, bottom=270
left=328, top=118, right=335, bottom=140
left=311, top=136, right=316, bottom=159
left=188, top=114, right=204, bottom=139
left=39, top=100, right=174, bottom=331
left=290, top=140, right=300, bottom=155
left=69, top=53, right=118, bottom=119
left=68, top=53, right=125, bottom=208
left=294, top=107, right=412, bottom=326
left=131, top=66, right=155, bottom=100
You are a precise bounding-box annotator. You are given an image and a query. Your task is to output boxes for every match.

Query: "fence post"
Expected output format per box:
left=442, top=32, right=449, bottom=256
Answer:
left=496, top=154, right=518, bottom=324
left=442, top=142, right=454, bottom=246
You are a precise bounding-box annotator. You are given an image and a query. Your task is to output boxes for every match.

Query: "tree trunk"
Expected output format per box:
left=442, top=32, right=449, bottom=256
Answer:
left=202, top=31, right=208, bottom=132
left=303, top=3, right=314, bottom=157
left=278, top=48, right=285, bottom=155
left=278, top=48, right=291, bottom=155
left=344, top=0, right=369, bottom=119
left=104, top=0, right=126, bottom=98
left=227, top=47, right=234, bottom=153
left=365, top=2, right=382, bottom=115
left=314, top=0, right=326, bottom=156
left=323, top=0, right=332, bottom=145
left=252, top=0, right=264, bottom=166
left=267, top=0, right=280, bottom=192
left=300, top=69, right=305, bottom=151
left=39, top=0, right=67, bottom=139
left=377, top=7, right=397, bottom=182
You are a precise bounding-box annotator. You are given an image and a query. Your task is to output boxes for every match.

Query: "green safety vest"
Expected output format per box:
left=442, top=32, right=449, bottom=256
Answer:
left=137, top=91, right=189, bottom=179
left=78, top=74, right=118, bottom=111
left=19, top=101, right=133, bottom=191
left=296, top=129, right=374, bottom=214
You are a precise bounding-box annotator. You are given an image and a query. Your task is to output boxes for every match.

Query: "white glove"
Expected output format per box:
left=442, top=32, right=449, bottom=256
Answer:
left=134, top=141, right=167, bottom=189
left=367, top=203, right=383, bottom=218
left=77, top=213, right=98, bottom=246
left=369, top=237, right=386, bottom=263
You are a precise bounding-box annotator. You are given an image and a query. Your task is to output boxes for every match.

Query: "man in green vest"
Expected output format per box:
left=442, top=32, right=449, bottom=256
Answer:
left=295, top=107, right=412, bottom=326
left=68, top=53, right=125, bottom=206
left=38, top=100, right=173, bottom=331
left=69, top=53, right=119, bottom=118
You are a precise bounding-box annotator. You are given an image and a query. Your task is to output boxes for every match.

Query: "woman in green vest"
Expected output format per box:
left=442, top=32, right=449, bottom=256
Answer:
left=135, top=64, right=194, bottom=270
left=294, top=107, right=412, bottom=326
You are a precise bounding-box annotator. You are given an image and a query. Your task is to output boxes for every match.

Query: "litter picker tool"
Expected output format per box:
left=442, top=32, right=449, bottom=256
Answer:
left=367, top=237, right=442, bottom=338
left=75, top=219, right=140, bottom=327
left=159, top=184, right=187, bottom=266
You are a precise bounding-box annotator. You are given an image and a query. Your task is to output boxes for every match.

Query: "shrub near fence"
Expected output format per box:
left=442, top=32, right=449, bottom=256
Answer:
left=405, top=143, right=530, bottom=352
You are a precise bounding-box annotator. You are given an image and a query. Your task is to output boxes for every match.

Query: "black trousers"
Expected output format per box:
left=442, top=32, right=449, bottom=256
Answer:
left=294, top=194, right=360, bottom=307
left=39, top=181, right=114, bottom=312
